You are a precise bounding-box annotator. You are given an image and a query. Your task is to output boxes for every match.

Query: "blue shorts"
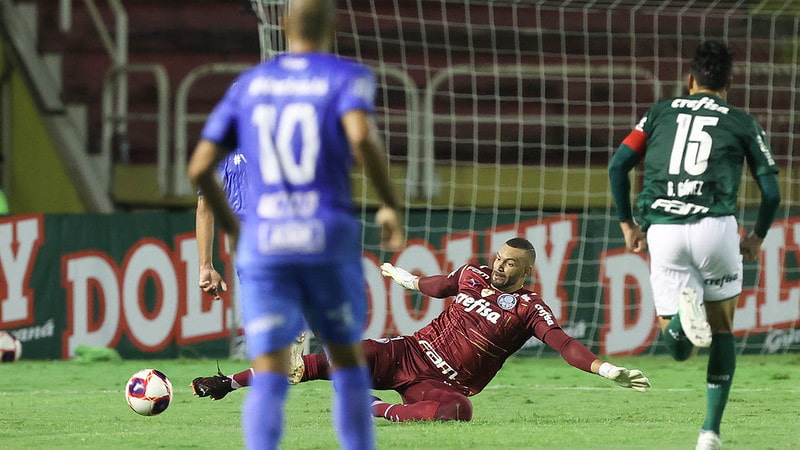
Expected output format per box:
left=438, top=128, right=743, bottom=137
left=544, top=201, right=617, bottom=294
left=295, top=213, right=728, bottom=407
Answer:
left=239, top=258, right=367, bottom=359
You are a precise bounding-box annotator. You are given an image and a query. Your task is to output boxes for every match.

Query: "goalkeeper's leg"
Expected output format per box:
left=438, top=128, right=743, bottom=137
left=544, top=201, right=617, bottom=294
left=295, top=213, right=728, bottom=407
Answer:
left=191, top=333, right=310, bottom=398
left=372, top=381, right=473, bottom=422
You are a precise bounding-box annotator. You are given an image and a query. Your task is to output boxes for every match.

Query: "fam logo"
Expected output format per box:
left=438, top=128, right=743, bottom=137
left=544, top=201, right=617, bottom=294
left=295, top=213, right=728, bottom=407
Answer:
left=466, top=265, right=491, bottom=280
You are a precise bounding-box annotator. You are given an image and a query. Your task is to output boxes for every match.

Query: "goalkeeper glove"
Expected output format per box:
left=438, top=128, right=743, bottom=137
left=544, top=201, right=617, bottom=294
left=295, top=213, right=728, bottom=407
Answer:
left=598, top=362, right=650, bottom=392
left=380, top=262, right=418, bottom=290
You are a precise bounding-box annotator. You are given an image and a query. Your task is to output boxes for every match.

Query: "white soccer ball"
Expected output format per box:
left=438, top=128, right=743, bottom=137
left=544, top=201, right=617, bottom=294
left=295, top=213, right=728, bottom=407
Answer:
left=0, top=331, right=22, bottom=362
left=125, top=369, right=173, bottom=416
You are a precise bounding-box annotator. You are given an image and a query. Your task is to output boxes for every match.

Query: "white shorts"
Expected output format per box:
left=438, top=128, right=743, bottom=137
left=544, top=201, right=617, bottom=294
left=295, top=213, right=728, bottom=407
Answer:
left=647, top=216, right=743, bottom=316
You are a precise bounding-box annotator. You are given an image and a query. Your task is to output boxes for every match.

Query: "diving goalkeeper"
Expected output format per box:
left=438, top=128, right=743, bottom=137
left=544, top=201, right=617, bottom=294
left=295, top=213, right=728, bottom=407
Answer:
left=192, top=237, right=650, bottom=421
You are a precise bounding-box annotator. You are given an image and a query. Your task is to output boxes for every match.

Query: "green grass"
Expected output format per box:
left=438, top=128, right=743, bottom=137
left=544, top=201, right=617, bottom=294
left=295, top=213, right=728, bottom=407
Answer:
left=1, top=354, right=799, bottom=449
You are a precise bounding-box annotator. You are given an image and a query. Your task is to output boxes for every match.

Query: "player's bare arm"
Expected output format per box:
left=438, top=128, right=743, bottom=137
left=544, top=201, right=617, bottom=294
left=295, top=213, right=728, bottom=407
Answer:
left=342, top=110, right=405, bottom=251
left=196, top=194, right=227, bottom=299
left=188, top=140, right=240, bottom=246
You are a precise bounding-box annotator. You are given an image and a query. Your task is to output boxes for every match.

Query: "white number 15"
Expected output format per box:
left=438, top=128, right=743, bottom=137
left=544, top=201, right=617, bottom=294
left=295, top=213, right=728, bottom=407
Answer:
left=668, top=113, right=719, bottom=176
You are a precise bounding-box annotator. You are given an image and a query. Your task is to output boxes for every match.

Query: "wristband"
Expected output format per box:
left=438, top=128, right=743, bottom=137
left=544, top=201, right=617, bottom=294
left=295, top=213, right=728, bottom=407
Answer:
left=398, top=273, right=418, bottom=290
left=598, top=362, right=616, bottom=378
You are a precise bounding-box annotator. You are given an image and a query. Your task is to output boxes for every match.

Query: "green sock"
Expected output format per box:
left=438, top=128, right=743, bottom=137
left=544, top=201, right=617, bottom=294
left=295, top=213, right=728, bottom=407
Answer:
left=702, top=333, right=736, bottom=435
left=662, top=315, right=694, bottom=361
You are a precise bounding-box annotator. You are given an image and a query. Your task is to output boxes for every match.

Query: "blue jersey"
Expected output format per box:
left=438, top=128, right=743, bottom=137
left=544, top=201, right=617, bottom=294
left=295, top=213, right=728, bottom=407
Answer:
left=201, top=52, right=376, bottom=266
left=196, top=151, right=248, bottom=220
left=217, top=151, right=248, bottom=220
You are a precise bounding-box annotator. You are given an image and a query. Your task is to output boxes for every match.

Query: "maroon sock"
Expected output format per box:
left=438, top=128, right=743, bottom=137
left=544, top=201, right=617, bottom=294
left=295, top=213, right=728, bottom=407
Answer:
left=231, top=368, right=253, bottom=388
left=374, top=400, right=440, bottom=422
left=300, top=353, right=331, bottom=381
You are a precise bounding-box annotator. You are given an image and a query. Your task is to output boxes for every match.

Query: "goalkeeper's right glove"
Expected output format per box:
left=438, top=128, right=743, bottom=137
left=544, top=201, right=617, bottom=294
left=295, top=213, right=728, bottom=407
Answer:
left=598, top=362, right=650, bottom=392
left=380, top=262, right=418, bottom=290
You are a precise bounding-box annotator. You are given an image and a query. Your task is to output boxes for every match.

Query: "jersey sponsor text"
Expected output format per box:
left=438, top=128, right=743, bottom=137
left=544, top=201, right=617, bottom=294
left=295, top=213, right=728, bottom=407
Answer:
left=534, top=303, right=555, bottom=326
left=257, top=220, right=325, bottom=254
left=419, top=339, right=458, bottom=380
left=453, top=292, right=501, bottom=324
left=704, top=273, right=738, bottom=288
left=650, top=198, right=710, bottom=215
left=257, top=191, right=320, bottom=219
left=466, top=265, right=491, bottom=280
left=248, top=76, right=329, bottom=97
left=670, top=96, right=729, bottom=114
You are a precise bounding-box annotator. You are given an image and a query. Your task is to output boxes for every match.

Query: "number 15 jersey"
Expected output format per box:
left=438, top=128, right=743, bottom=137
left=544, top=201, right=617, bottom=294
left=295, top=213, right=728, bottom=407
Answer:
left=201, top=52, right=377, bottom=267
left=620, top=93, right=779, bottom=227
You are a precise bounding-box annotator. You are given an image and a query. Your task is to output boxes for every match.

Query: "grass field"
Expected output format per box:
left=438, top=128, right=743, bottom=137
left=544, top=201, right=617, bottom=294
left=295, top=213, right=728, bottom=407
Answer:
left=1, top=354, right=799, bottom=449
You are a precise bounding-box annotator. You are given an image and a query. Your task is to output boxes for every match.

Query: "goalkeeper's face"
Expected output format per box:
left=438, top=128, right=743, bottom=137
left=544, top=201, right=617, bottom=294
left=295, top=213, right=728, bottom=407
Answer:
left=490, top=245, right=533, bottom=292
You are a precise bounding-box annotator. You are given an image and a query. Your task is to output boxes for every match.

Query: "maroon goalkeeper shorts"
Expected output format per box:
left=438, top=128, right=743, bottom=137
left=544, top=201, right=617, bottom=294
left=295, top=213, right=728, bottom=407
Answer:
left=363, top=336, right=470, bottom=398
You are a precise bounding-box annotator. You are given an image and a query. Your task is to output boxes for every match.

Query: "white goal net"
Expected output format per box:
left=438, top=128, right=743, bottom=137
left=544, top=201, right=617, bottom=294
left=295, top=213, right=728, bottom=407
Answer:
left=256, top=0, right=800, bottom=357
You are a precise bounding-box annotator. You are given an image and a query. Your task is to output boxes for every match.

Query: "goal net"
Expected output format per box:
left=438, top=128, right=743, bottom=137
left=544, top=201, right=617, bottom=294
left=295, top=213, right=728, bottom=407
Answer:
left=256, top=0, right=800, bottom=357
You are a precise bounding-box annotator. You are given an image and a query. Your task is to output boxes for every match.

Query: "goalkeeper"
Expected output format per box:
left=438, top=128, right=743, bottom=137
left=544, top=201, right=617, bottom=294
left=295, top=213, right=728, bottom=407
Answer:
left=192, top=237, right=650, bottom=422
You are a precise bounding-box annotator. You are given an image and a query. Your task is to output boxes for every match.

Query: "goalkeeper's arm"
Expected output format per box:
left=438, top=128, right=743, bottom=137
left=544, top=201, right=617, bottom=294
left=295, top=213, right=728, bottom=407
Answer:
left=543, top=328, right=650, bottom=392
left=595, top=360, right=650, bottom=392
left=380, top=263, right=461, bottom=298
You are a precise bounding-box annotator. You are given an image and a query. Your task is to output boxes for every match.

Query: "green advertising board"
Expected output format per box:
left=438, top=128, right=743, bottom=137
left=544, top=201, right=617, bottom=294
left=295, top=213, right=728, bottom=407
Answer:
left=1, top=211, right=798, bottom=360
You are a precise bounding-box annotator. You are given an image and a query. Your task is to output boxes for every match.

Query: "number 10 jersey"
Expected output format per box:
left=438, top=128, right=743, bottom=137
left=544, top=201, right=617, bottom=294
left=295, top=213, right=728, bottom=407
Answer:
left=201, top=52, right=378, bottom=266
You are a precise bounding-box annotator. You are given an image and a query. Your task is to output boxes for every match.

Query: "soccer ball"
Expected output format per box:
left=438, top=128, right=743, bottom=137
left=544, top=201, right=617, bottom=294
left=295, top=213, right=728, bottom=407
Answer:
left=0, top=331, right=22, bottom=362
left=125, top=369, right=173, bottom=416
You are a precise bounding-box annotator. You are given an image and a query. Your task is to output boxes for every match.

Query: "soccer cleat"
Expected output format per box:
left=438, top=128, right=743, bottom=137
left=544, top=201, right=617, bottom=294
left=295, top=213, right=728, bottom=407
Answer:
left=287, top=331, right=306, bottom=385
left=190, top=367, right=233, bottom=400
left=695, top=430, right=722, bottom=450
left=678, top=287, right=712, bottom=348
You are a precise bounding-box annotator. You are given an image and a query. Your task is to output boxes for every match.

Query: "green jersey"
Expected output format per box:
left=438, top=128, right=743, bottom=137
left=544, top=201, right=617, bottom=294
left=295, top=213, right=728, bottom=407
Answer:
left=625, top=93, right=778, bottom=227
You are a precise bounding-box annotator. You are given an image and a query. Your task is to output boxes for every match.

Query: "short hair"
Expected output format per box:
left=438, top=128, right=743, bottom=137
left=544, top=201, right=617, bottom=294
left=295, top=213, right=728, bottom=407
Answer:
left=505, top=237, right=536, bottom=265
left=287, top=0, right=336, bottom=44
left=689, top=40, right=733, bottom=91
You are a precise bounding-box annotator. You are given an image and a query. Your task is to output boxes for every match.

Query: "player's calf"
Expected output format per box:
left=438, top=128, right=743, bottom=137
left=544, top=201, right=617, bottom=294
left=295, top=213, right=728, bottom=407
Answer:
left=431, top=391, right=473, bottom=421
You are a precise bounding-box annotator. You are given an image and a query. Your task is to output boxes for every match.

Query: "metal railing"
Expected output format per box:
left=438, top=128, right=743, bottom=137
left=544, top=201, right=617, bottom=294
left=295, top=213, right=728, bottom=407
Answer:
left=421, top=64, right=662, bottom=201
left=101, top=64, right=170, bottom=195
left=173, top=63, right=253, bottom=196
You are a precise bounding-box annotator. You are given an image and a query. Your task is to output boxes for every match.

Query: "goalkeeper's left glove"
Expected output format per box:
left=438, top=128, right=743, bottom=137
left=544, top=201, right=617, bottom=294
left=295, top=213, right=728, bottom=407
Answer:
left=598, top=362, right=650, bottom=392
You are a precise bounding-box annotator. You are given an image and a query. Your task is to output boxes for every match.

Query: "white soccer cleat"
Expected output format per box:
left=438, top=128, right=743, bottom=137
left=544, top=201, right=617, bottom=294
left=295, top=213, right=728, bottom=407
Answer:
left=696, top=430, right=722, bottom=450
left=678, top=287, right=712, bottom=348
left=288, top=331, right=306, bottom=385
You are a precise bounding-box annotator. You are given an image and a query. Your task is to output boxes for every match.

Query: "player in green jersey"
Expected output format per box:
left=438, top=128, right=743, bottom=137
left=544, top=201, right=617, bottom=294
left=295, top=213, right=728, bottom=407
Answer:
left=609, top=41, right=781, bottom=450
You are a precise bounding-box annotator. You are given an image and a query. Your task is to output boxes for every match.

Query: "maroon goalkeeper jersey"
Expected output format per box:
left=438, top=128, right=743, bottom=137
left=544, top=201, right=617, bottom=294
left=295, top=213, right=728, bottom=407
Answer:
left=411, top=264, right=561, bottom=395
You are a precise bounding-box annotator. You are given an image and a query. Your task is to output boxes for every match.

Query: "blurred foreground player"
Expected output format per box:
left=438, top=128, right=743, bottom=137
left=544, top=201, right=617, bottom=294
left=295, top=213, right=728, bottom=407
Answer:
left=609, top=41, right=780, bottom=450
left=187, top=0, right=405, bottom=448
left=196, top=151, right=247, bottom=302
left=192, top=238, right=650, bottom=423
left=194, top=150, right=307, bottom=385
